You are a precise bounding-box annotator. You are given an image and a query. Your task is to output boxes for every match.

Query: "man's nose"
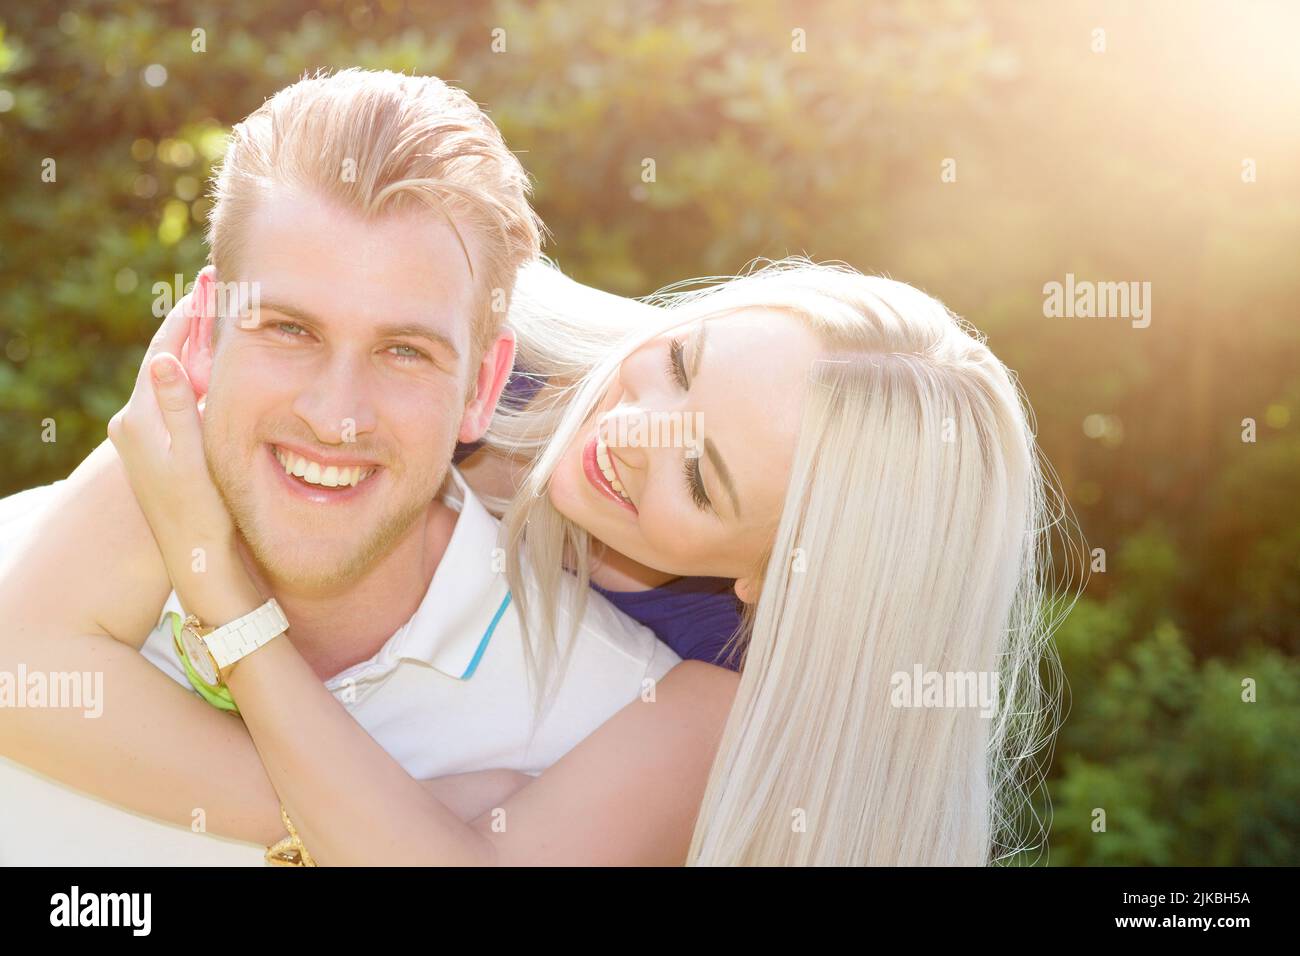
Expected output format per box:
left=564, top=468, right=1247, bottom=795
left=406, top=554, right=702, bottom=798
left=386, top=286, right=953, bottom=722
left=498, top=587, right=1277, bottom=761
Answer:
left=290, top=354, right=378, bottom=443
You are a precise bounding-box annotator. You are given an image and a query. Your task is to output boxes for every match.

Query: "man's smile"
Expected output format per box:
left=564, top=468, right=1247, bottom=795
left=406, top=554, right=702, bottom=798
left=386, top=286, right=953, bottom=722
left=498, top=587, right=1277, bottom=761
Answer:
left=265, top=442, right=383, bottom=504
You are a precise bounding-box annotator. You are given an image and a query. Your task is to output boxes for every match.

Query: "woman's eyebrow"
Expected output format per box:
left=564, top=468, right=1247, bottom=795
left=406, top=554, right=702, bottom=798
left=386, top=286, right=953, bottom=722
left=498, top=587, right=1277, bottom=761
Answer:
left=688, top=318, right=709, bottom=381
left=703, top=436, right=741, bottom=519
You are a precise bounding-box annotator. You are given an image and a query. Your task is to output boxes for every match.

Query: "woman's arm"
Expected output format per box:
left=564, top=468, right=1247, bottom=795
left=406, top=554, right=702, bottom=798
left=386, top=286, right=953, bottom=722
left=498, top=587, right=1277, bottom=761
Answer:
left=224, top=605, right=737, bottom=865
left=0, top=290, right=296, bottom=842
left=416, top=770, right=533, bottom=824
left=0, top=438, right=291, bottom=843
left=174, top=537, right=734, bottom=864
left=0, top=437, right=173, bottom=652
left=0, top=439, right=534, bottom=841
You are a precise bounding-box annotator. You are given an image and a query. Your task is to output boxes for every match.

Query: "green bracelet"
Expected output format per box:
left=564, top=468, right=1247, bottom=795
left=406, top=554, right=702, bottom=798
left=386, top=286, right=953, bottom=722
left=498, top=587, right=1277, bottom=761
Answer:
left=165, top=610, right=240, bottom=715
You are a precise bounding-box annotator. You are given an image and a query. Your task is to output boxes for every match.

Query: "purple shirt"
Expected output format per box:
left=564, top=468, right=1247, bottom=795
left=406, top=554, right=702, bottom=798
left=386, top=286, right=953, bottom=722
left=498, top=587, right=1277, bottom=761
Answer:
left=593, top=576, right=743, bottom=672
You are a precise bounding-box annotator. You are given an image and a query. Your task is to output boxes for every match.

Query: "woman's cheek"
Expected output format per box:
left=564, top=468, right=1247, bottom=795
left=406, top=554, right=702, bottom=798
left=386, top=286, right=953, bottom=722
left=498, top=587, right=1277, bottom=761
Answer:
left=641, top=510, right=698, bottom=566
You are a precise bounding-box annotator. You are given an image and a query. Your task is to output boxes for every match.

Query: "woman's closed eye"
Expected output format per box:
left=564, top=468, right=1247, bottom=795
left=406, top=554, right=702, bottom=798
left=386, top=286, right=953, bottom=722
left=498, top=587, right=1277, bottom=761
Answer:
left=665, top=337, right=713, bottom=512
left=683, top=454, right=712, bottom=512
left=666, top=336, right=689, bottom=389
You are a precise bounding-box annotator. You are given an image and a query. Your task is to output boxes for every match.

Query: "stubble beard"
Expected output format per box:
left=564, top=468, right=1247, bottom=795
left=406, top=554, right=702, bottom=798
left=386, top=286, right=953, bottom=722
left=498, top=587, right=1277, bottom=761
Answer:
left=201, top=427, right=448, bottom=594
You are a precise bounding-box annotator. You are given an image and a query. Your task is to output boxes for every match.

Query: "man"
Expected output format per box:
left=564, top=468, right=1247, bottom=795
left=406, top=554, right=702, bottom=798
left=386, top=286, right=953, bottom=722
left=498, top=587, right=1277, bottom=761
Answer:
left=0, top=69, right=680, bottom=864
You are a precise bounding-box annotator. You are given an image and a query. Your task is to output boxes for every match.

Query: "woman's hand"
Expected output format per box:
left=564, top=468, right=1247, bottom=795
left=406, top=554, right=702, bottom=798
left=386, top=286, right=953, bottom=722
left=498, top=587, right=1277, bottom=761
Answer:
left=107, top=270, right=259, bottom=623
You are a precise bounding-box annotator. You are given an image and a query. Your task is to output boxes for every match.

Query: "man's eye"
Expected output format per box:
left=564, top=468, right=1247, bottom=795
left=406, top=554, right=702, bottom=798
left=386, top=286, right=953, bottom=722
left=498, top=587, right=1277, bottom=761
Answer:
left=274, top=322, right=307, bottom=337
left=388, top=344, right=429, bottom=363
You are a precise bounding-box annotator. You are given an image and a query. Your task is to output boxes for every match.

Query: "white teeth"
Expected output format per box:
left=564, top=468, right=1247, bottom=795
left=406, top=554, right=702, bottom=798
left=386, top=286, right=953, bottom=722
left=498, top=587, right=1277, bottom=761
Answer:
left=594, top=434, right=633, bottom=504
left=273, top=447, right=376, bottom=490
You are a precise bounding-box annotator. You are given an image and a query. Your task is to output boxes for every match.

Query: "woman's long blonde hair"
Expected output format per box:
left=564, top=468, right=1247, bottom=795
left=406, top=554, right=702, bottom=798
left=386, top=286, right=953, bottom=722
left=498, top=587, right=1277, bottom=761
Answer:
left=479, top=256, right=1079, bottom=866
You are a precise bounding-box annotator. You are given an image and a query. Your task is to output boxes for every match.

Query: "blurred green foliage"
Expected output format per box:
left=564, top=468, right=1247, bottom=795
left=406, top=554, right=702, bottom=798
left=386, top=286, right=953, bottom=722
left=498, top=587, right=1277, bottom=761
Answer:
left=0, top=0, right=1296, bottom=863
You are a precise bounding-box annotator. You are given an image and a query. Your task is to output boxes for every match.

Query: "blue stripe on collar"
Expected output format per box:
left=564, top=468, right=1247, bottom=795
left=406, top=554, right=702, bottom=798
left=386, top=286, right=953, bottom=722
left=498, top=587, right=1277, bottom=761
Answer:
left=460, top=591, right=512, bottom=680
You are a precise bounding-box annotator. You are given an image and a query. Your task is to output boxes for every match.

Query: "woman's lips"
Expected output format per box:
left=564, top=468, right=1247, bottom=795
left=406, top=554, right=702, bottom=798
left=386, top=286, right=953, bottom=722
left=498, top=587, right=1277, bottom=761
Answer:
left=265, top=443, right=381, bottom=505
left=582, top=433, right=638, bottom=514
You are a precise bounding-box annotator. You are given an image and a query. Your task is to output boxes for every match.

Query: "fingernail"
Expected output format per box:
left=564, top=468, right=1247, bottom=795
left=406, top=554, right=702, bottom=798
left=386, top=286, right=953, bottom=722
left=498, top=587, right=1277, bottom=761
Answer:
left=153, top=360, right=177, bottom=383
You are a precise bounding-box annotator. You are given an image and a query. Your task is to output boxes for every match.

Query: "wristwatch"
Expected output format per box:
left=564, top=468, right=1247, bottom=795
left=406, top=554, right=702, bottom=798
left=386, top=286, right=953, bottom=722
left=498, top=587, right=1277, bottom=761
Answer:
left=169, top=598, right=290, bottom=713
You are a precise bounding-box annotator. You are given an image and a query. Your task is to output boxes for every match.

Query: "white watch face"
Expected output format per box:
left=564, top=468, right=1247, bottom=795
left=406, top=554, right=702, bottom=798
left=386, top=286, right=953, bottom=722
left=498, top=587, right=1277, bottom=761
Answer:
left=180, top=628, right=219, bottom=685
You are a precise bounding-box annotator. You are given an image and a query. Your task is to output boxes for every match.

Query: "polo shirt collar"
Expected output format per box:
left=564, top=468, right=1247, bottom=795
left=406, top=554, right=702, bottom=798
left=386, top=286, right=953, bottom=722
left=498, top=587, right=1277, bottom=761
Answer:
left=155, top=466, right=513, bottom=688
left=329, top=465, right=512, bottom=685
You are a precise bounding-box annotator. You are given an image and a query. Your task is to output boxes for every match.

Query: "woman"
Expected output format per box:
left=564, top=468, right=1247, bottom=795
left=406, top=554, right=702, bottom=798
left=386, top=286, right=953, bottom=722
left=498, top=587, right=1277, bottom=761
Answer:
left=470, top=257, right=1074, bottom=864
left=0, top=257, right=1072, bottom=865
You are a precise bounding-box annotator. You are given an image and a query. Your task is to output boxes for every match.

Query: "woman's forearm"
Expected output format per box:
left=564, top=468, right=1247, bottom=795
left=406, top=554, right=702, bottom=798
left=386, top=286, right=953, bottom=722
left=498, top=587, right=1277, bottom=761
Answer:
left=0, top=614, right=528, bottom=846
left=0, top=540, right=529, bottom=849
left=222, top=630, right=734, bottom=866
left=0, top=446, right=523, bottom=857
left=176, top=544, right=497, bottom=863
left=0, top=623, right=288, bottom=845
left=205, top=550, right=731, bottom=867
left=175, top=539, right=735, bottom=867
left=226, top=631, right=497, bottom=865
left=0, top=440, right=289, bottom=845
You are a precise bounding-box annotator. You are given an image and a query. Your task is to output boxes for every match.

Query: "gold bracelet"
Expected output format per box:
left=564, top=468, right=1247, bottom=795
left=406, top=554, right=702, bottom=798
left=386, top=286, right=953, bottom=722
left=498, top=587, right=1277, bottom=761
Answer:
left=265, top=804, right=318, bottom=867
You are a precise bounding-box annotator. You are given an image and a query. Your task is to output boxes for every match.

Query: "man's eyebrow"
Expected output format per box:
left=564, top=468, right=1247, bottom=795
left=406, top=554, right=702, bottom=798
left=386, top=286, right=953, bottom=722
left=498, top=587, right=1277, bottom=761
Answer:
left=257, top=300, right=461, bottom=362
left=703, top=436, right=741, bottom=520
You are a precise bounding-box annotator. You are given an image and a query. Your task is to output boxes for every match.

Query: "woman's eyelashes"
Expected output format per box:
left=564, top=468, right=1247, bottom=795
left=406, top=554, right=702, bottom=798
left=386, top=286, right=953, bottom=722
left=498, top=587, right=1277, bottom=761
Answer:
left=683, top=453, right=712, bottom=512
left=667, top=336, right=689, bottom=389
left=664, top=336, right=713, bottom=513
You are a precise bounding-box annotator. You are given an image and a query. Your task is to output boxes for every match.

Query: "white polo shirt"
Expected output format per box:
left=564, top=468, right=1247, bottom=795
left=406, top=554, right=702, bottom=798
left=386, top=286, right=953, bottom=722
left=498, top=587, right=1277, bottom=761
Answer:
left=0, top=468, right=680, bottom=864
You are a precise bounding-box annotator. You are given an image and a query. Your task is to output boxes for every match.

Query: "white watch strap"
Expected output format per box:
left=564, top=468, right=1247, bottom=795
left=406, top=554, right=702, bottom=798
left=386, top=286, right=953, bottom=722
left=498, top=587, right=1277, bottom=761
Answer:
left=205, top=598, right=290, bottom=670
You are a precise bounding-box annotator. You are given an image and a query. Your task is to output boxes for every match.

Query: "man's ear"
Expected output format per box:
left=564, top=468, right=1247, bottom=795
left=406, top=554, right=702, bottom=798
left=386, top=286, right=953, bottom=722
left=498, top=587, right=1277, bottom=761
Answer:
left=458, top=327, right=516, bottom=444
left=181, top=265, right=220, bottom=399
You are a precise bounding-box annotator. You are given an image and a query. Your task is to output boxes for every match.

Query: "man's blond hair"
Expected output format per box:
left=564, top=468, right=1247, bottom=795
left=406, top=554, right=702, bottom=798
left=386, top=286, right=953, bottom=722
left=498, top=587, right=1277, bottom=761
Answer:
left=206, top=68, right=544, bottom=360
